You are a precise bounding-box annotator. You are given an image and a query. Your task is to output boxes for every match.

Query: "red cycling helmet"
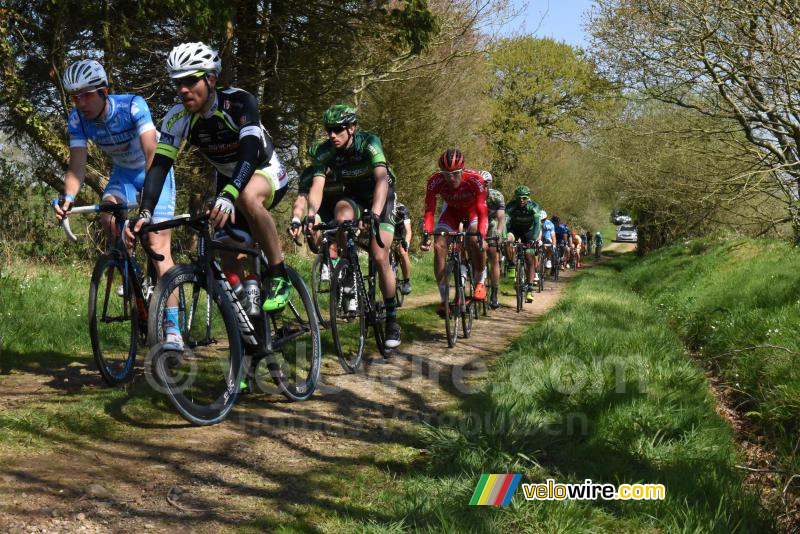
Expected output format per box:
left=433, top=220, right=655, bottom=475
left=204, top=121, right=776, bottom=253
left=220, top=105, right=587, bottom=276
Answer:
left=438, top=148, right=465, bottom=172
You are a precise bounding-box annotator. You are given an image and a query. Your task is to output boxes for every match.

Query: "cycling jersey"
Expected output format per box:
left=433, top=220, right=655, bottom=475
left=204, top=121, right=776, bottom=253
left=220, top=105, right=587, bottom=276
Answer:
left=486, top=188, right=505, bottom=221
left=506, top=197, right=541, bottom=242
left=311, top=130, right=397, bottom=204
left=542, top=219, right=555, bottom=242
left=394, top=202, right=411, bottom=238
left=68, top=94, right=175, bottom=221
left=423, top=169, right=488, bottom=237
left=595, top=234, right=603, bottom=246
left=555, top=223, right=571, bottom=244
left=141, top=87, right=287, bottom=213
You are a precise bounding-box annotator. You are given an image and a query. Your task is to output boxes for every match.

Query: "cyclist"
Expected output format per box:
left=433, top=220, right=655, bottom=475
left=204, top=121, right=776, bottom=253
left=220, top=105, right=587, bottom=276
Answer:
left=52, top=59, right=180, bottom=346
left=552, top=215, right=571, bottom=269
left=289, top=140, right=339, bottom=279
left=572, top=229, right=582, bottom=269
left=480, top=171, right=505, bottom=309
left=540, top=210, right=555, bottom=270
left=420, top=149, right=488, bottom=314
left=595, top=231, right=603, bottom=259
left=133, top=42, right=291, bottom=318
left=393, top=200, right=413, bottom=296
left=303, top=104, right=402, bottom=348
left=504, top=185, right=541, bottom=303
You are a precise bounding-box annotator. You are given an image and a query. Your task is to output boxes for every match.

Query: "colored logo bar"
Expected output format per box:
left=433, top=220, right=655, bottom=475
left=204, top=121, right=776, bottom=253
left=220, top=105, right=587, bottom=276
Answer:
left=469, top=474, right=522, bottom=505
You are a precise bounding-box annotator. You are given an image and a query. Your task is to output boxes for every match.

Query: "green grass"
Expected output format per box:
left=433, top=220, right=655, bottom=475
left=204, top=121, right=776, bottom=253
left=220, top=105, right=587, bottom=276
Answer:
left=620, top=238, right=800, bottom=497
left=243, top=244, right=772, bottom=532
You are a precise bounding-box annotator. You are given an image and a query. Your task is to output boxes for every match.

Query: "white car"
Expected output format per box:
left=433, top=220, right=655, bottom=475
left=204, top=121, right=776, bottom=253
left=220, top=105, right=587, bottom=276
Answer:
left=616, top=225, right=638, bottom=243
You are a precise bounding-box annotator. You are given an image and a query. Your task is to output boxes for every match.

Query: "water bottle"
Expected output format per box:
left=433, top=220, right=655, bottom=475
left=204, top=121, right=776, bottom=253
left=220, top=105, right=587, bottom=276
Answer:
left=224, top=271, right=250, bottom=311
left=243, top=273, right=261, bottom=316
left=460, top=264, right=468, bottom=285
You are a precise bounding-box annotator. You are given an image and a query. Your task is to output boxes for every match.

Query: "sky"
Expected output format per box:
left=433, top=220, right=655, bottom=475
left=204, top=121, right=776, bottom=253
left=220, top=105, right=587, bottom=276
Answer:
left=497, top=0, right=595, bottom=48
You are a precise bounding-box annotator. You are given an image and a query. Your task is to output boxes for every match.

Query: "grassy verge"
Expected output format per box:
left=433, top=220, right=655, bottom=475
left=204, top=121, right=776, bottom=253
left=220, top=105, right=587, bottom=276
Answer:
left=620, top=238, right=800, bottom=511
left=243, top=248, right=771, bottom=532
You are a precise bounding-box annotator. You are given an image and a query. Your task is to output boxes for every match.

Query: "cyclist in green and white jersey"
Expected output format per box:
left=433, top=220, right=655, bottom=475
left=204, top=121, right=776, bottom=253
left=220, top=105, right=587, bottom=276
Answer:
left=304, top=104, right=401, bottom=348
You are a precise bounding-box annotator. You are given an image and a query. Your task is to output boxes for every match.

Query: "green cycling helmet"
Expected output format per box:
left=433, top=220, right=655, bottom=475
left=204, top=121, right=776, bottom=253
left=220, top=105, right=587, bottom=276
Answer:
left=514, top=185, right=530, bottom=197
left=323, top=104, right=357, bottom=127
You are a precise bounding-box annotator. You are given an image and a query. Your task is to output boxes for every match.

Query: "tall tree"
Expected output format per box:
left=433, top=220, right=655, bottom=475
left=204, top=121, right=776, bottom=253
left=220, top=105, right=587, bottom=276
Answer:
left=591, top=0, right=800, bottom=241
left=486, top=36, right=617, bottom=175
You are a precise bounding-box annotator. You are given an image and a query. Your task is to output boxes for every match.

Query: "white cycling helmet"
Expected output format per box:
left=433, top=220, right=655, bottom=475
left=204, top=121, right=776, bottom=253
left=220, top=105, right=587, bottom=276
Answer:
left=479, top=170, right=493, bottom=186
left=167, top=42, right=221, bottom=78
left=63, top=60, right=108, bottom=93
left=540, top=210, right=548, bottom=220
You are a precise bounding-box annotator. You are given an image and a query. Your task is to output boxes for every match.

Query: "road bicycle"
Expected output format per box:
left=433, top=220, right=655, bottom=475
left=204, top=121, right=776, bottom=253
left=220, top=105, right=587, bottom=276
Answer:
left=427, top=230, right=481, bottom=347
left=143, top=212, right=321, bottom=426
left=509, top=240, right=531, bottom=312
left=309, top=215, right=388, bottom=373
left=61, top=202, right=153, bottom=385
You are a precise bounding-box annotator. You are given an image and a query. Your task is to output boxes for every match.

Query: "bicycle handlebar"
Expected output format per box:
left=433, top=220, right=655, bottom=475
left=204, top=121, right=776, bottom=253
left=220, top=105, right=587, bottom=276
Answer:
left=60, top=202, right=139, bottom=242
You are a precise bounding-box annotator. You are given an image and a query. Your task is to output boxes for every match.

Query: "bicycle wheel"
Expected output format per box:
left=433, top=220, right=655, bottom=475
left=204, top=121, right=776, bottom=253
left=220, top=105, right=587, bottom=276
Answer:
left=553, top=247, right=561, bottom=281
left=367, top=264, right=388, bottom=357
left=537, top=250, right=546, bottom=293
left=310, top=253, right=332, bottom=328
left=443, top=260, right=459, bottom=347
left=515, top=256, right=525, bottom=312
left=391, top=249, right=404, bottom=308
left=329, top=257, right=366, bottom=373
left=148, top=265, right=243, bottom=426
left=461, top=262, right=474, bottom=338
left=89, top=254, right=140, bottom=385
left=260, top=266, right=322, bottom=401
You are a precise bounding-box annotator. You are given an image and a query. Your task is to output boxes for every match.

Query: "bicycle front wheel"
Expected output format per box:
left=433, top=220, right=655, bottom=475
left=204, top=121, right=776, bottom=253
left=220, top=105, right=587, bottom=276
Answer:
left=89, top=254, right=140, bottom=386
left=461, top=262, right=474, bottom=338
left=262, top=266, right=322, bottom=401
left=329, top=257, right=366, bottom=373
left=148, top=265, right=243, bottom=426
left=515, top=257, right=525, bottom=312
left=537, top=250, right=546, bottom=293
left=310, top=253, right=332, bottom=328
left=444, top=261, right=459, bottom=347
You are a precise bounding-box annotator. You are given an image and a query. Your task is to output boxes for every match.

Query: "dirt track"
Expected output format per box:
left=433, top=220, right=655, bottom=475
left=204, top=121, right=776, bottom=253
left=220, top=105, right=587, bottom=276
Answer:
left=0, top=266, right=585, bottom=532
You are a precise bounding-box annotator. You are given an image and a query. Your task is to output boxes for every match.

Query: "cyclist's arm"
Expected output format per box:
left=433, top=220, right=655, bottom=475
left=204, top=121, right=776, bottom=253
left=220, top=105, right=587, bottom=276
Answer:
left=422, top=177, right=438, bottom=235
left=139, top=128, right=158, bottom=170
left=140, top=152, right=175, bottom=214
left=371, top=165, right=389, bottom=216
left=63, top=147, right=87, bottom=199
left=307, top=175, right=325, bottom=218
left=292, top=193, right=308, bottom=221
left=476, top=185, right=489, bottom=238
left=497, top=209, right=506, bottom=238
left=404, top=219, right=413, bottom=245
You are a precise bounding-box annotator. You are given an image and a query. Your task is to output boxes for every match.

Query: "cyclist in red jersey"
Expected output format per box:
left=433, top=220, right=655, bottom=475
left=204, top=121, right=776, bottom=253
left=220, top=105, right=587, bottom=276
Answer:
left=420, top=148, right=488, bottom=311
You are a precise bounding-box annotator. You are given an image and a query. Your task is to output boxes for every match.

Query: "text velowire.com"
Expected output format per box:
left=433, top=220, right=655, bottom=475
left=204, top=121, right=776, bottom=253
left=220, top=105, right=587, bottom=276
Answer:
left=523, top=479, right=665, bottom=501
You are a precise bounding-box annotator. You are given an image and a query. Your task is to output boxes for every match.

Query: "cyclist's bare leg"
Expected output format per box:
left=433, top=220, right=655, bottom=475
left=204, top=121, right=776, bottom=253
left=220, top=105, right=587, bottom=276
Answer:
left=433, top=235, right=448, bottom=284
left=488, top=245, right=500, bottom=287
left=371, top=228, right=396, bottom=298
left=399, top=246, right=412, bottom=280
left=237, top=177, right=281, bottom=266
left=466, top=225, right=485, bottom=279
left=526, top=252, right=536, bottom=284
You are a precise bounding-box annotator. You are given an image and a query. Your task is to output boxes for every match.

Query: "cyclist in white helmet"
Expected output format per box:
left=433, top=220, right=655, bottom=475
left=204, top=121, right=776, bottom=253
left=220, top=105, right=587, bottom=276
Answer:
left=53, top=59, right=180, bottom=347
left=132, top=42, right=291, bottom=314
left=480, top=170, right=505, bottom=309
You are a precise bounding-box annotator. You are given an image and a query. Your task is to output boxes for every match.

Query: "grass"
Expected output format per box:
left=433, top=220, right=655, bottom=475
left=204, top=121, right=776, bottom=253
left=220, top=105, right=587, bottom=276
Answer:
left=620, top=238, right=800, bottom=505
left=242, top=243, right=773, bottom=532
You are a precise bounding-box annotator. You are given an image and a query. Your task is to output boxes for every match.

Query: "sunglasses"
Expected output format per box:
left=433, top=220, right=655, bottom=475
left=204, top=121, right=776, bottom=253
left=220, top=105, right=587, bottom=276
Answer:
left=519, top=196, right=530, bottom=201
left=325, top=124, right=348, bottom=134
left=70, top=89, right=98, bottom=102
left=173, top=73, right=205, bottom=89
left=442, top=170, right=462, bottom=177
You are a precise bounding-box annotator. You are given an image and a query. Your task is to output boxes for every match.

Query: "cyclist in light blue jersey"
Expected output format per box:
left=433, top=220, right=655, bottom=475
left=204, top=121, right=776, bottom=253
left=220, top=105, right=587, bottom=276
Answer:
left=52, top=59, right=180, bottom=346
